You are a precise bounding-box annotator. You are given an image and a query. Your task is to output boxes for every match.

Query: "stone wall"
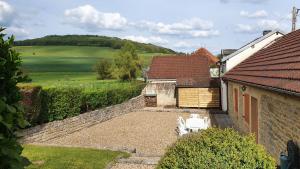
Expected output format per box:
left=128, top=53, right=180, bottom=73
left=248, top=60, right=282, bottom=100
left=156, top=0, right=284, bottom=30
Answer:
left=227, top=81, right=300, bottom=162
left=19, top=95, right=145, bottom=143
left=145, top=82, right=176, bottom=106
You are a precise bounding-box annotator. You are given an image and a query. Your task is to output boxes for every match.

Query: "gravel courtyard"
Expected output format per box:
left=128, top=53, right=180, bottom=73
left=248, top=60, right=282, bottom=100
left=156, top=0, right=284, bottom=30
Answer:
left=44, top=111, right=197, bottom=156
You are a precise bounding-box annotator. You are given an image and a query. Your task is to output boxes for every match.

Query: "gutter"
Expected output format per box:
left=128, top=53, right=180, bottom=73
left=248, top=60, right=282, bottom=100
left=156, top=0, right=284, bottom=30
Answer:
left=223, top=78, right=300, bottom=98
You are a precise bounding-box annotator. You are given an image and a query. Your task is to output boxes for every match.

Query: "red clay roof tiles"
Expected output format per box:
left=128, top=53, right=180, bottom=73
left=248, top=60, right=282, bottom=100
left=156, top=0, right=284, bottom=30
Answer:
left=147, top=50, right=212, bottom=87
left=223, top=29, right=300, bottom=94
left=191, top=48, right=219, bottom=64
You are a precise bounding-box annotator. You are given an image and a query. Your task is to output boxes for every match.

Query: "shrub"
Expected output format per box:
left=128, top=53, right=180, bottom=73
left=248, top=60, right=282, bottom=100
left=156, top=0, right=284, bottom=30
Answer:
left=21, top=81, right=145, bottom=124
left=45, top=88, right=82, bottom=121
left=157, top=128, right=276, bottom=169
left=94, top=59, right=112, bottom=80
left=0, top=28, right=30, bottom=168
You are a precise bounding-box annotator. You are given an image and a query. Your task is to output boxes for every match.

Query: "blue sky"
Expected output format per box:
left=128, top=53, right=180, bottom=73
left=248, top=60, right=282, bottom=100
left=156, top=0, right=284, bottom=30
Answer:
left=1, top=0, right=299, bottom=53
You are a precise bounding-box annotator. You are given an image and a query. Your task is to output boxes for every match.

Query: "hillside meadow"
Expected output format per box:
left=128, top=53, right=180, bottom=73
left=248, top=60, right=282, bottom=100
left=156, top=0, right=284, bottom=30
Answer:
left=15, top=46, right=168, bottom=87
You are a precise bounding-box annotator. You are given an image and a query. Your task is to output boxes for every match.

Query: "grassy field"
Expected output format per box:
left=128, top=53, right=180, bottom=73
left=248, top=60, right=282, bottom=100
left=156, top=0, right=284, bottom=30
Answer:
left=16, top=46, right=167, bottom=86
left=22, top=145, right=129, bottom=169
left=18, top=72, right=144, bottom=89
left=16, top=46, right=166, bottom=72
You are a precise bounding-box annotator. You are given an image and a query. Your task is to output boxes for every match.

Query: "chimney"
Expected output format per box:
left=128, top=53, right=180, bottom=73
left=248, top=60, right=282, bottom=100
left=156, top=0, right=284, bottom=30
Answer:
left=263, top=30, right=272, bottom=36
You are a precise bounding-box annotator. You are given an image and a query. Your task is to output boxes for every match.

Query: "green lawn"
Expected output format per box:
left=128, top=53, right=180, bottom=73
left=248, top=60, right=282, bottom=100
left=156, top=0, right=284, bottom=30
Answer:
left=22, top=145, right=129, bottom=169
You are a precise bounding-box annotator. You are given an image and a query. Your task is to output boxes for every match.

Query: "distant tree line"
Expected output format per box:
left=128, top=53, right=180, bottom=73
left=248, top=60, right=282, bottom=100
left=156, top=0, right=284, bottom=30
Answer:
left=14, top=35, right=175, bottom=54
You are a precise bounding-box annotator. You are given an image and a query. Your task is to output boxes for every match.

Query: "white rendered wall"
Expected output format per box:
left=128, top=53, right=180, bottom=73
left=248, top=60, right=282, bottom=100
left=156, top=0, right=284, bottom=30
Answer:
left=221, top=80, right=227, bottom=111
left=221, top=32, right=283, bottom=112
left=226, top=33, right=283, bottom=72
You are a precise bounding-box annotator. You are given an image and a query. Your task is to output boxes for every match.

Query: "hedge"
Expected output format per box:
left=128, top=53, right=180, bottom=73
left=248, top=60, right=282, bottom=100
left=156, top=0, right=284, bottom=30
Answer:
left=20, top=82, right=145, bottom=125
left=157, top=128, right=276, bottom=169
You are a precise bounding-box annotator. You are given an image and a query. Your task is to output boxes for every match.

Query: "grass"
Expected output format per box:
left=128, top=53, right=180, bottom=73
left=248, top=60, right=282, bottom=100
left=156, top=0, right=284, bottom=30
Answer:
left=15, top=46, right=167, bottom=87
left=16, top=46, right=167, bottom=72
left=22, top=145, right=129, bottom=169
left=19, top=72, right=144, bottom=89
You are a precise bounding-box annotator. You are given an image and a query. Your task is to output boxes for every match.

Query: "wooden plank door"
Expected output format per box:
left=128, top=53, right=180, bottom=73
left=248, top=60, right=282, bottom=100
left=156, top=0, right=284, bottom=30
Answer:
left=243, top=94, right=250, bottom=124
left=251, top=97, right=258, bottom=143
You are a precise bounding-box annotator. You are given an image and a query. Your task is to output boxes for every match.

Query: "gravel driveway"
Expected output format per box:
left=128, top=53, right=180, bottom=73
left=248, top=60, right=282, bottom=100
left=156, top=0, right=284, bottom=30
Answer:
left=45, top=111, right=196, bottom=156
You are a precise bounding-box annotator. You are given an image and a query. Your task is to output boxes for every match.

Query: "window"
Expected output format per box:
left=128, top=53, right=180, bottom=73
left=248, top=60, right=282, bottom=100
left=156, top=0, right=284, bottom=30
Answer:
left=234, top=88, right=239, bottom=118
left=243, top=94, right=250, bottom=124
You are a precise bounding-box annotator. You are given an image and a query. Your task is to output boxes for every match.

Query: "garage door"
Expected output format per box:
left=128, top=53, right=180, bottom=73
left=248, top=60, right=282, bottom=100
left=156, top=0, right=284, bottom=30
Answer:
left=178, top=88, right=220, bottom=108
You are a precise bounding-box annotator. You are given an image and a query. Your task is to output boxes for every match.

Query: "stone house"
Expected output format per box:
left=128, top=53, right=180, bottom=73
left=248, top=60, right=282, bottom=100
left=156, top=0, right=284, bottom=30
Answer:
left=145, top=48, right=220, bottom=108
left=220, top=30, right=284, bottom=112
left=223, top=30, right=300, bottom=161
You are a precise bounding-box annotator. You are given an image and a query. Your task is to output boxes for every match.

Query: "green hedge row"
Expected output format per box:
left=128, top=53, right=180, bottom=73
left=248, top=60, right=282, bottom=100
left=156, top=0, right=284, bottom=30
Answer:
left=20, top=83, right=145, bottom=125
left=157, top=128, right=276, bottom=169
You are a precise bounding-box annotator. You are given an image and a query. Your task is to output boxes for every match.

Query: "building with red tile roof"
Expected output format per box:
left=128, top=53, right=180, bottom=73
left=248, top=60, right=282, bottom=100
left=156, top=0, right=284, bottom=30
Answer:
left=147, top=54, right=211, bottom=87
left=219, top=30, right=284, bottom=112
left=191, top=47, right=219, bottom=65
left=223, top=30, right=300, bottom=95
left=145, top=48, right=220, bottom=108
left=222, top=30, right=300, bottom=163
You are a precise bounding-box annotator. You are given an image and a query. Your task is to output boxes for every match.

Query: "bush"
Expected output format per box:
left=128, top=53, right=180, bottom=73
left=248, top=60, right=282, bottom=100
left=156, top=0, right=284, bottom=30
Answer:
left=45, top=88, right=82, bottom=121
left=0, top=28, right=30, bottom=168
left=157, top=128, right=276, bottom=169
left=94, top=60, right=112, bottom=80
left=21, top=82, right=145, bottom=123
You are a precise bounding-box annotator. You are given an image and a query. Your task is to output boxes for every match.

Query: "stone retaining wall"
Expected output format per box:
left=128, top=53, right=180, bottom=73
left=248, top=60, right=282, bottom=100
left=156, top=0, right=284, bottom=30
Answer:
left=19, top=95, right=145, bottom=143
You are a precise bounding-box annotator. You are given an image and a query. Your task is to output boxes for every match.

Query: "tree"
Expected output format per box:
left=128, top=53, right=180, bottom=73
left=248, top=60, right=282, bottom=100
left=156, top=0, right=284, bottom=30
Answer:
left=0, top=28, right=30, bottom=169
left=94, top=59, right=112, bottom=80
left=113, top=42, right=142, bottom=81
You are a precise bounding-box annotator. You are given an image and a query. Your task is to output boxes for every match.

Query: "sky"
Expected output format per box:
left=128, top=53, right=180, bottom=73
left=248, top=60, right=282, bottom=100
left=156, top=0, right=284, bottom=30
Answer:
left=1, top=0, right=299, bottom=53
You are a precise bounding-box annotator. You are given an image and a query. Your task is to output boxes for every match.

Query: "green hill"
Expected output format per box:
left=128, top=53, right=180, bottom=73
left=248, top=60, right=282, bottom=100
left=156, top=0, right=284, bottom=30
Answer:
left=16, top=45, right=167, bottom=73
left=16, top=35, right=175, bottom=87
left=15, top=35, right=175, bottom=54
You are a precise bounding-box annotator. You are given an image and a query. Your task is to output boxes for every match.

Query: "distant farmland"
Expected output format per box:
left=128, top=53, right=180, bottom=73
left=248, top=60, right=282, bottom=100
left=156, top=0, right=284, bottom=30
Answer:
left=16, top=45, right=169, bottom=87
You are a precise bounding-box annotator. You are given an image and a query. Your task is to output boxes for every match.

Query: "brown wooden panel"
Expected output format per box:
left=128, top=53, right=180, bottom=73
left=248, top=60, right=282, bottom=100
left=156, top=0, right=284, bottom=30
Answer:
left=234, top=88, right=239, bottom=119
left=178, top=88, right=220, bottom=108
left=251, top=96, right=258, bottom=143
left=243, top=94, right=250, bottom=124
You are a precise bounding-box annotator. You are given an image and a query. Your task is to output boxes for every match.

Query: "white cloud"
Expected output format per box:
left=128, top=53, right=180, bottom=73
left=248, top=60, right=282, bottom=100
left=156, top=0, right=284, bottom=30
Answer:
left=123, top=35, right=168, bottom=45
left=136, top=18, right=219, bottom=38
left=0, top=1, right=29, bottom=39
left=4, top=26, right=29, bottom=39
left=0, top=0, right=15, bottom=26
left=221, top=0, right=269, bottom=4
left=173, top=41, right=192, bottom=48
left=64, top=4, right=127, bottom=31
left=235, top=24, right=255, bottom=33
left=235, top=19, right=280, bottom=34
left=257, top=19, right=280, bottom=30
left=240, top=0, right=269, bottom=3
left=240, top=10, right=268, bottom=18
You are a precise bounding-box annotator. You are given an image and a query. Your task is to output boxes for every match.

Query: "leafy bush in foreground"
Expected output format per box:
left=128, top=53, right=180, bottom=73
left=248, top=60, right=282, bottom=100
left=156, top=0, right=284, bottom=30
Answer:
left=0, top=28, right=30, bottom=168
left=157, top=128, right=276, bottom=169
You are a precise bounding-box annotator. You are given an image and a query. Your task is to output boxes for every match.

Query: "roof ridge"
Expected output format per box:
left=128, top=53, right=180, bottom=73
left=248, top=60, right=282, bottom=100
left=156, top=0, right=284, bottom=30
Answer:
left=226, top=73, right=300, bottom=81
left=221, top=30, right=284, bottom=62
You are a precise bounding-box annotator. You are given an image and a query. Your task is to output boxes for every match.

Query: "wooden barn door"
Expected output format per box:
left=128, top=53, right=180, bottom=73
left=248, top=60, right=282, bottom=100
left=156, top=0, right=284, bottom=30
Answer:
left=178, top=88, right=220, bottom=108
left=251, top=97, right=258, bottom=143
